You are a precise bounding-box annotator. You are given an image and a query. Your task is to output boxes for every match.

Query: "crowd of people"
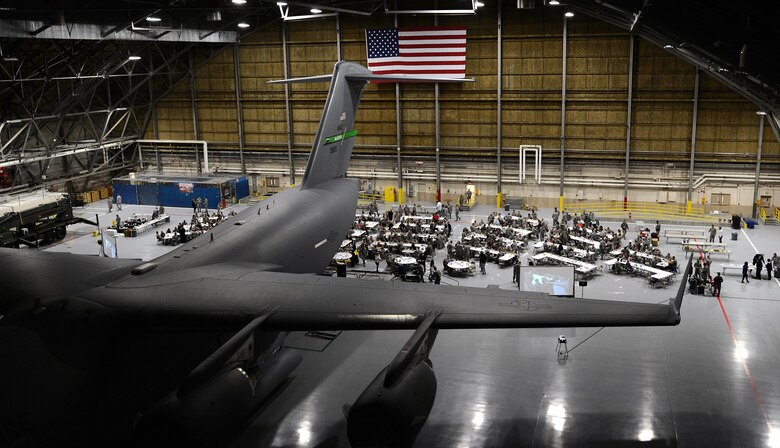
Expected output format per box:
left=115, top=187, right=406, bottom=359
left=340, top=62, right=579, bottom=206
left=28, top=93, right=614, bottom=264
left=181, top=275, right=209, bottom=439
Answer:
left=339, top=202, right=453, bottom=282
left=155, top=207, right=234, bottom=246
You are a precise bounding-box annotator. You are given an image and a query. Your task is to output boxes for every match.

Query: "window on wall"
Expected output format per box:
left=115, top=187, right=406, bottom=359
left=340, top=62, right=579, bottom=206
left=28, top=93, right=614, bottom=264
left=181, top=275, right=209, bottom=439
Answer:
left=711, top=193, right=730, bottom=205
left=266, top=177, right=279, bottom=188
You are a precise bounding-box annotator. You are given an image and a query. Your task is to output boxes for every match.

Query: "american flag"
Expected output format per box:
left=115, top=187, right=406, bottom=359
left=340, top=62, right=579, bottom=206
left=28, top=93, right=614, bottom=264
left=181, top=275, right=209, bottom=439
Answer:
left=365, top=27, right=467, bottom=78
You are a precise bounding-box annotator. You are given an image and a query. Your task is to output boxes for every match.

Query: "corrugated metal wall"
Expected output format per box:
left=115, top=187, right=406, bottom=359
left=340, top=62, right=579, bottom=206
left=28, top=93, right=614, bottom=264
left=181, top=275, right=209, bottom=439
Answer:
left=149, top=6, right=779, bottom=163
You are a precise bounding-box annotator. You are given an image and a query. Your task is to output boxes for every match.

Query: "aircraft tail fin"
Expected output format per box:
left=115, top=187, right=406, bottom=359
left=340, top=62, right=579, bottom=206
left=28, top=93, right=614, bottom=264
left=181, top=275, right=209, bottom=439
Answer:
left=269, top=62, right=472, bottom=189
left=671, top=254, right=693, bottom=316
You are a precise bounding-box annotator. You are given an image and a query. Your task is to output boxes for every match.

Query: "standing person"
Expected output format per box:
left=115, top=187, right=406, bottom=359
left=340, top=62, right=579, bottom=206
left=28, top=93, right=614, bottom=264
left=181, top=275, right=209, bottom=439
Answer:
left=708, top=224, right=716, bottom=243
left=204, top=197, right=208, bottom=212
left=116, top=194, right=122, bottom=211
left=718, top=226, right=724, bottom=243
left=196, top=196, right=202, bottom=213
left=512, top=258, right=521, bottom=284
left=621, top=220, right=629, bottom=239
left=767, top=260, right=773, bottom=280
left=742, top=261, right=750, bottom=283
left=374, top=251, right=381, bottom=273
left=754, top=253, right=765, bottom=280
left=655, top=220, right=661, bottom=235
left=552, top=207, right=559, bottom=226
left=455, top=206, right=460, bottom=222
left=108, top=197, right=113, bottom=212
left=713, top=272, right=723, bottom=296
left=192, top=197, right=197, bottom=213
left=479, top=251, right=487, bottom=275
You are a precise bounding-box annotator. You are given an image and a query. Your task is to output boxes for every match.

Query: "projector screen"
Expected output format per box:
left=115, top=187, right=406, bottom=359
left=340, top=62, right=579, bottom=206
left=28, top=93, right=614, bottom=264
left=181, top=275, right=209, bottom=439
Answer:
left=519, top=266, right=575, bottom=297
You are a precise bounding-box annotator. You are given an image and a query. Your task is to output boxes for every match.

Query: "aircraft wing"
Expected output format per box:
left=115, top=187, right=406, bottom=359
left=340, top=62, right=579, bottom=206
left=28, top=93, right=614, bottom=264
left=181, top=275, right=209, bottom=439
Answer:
left=71, top=257, right=692, bottom=331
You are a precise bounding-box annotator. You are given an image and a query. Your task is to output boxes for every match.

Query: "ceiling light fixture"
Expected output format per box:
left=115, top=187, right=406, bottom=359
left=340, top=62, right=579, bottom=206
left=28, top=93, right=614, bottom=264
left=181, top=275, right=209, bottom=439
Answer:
left=564, top=11, right=574, bottom=17
left=757, top=111, right=768, bottom=116
left=232, top=0, right=247, bottom=3
left=311, top=8, right=322, bottom=14
left=475, top=1, right=485, bottom=7
left=664, top=44, right=673, bottom=49
left=548, top=0, right=560, bottom=5
left=128, top=55, right=141, bottom=61
left=277, top=1, right=287, bottom=5
left=145, top=15, right=161, bottom=22
left=237, top=22, right=250, bottom=28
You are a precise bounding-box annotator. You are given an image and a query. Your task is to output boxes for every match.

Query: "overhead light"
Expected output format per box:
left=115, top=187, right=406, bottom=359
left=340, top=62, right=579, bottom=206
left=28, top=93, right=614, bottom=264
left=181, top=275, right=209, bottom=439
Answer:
left=145, top=15, right=161, bottom=22
left=277, top=1, right=287, bottom=5
left=637, top=429, right=654, bottom=442
left=232, top=0, right=247, bottom=3
left=564, top=11, right=574, bottom=17
left=310, top=8, right=322, bottom=14
left=663, top=44, right=673, bottom=49
left=548, top=0, right=560, bottom=4
left=475, top=1, right=485, bottom=7
left=756, top=111, right=768, bottom=116
left=128, top=55, right=141, bottom=61
left=237, top=22, right=250, bottom=28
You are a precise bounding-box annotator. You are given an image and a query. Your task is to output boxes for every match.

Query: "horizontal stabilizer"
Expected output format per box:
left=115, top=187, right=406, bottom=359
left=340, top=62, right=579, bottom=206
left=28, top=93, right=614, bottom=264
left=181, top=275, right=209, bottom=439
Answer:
left=268, top=74, right=475, bottom=85
left=345, top=74, right=475, bottom=83
left=267, top=74, right=333, bottom=84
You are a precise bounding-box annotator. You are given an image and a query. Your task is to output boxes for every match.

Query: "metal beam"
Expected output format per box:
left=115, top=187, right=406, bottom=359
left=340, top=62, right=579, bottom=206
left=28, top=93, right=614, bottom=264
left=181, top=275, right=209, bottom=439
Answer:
left=687, top=68, right=700, bottom=213
left=394, top=10, right=403, bottom=192
left=752, top=114, right=764, bottom=219
left=0, top=19, right=239, bottom=43
left=623, top=34, right=634, bottom=209
left=434, top=9, right=440, bottom=200
left=496, top=1, right=503, bottom=203
left=188, top=51, right=201, bottom=172
left=559, top=15, right=568, bottom=211
left=282, top=22, right=295, bottom=184
left=233, top=44, right=246, bottom=175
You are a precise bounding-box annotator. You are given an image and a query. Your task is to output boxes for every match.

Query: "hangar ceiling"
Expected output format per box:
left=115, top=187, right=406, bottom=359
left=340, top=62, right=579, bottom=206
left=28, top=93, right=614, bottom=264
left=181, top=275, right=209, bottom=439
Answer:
left=569, top=0, right=780, bottom=119
left=0, top=0, right=778, bottom=192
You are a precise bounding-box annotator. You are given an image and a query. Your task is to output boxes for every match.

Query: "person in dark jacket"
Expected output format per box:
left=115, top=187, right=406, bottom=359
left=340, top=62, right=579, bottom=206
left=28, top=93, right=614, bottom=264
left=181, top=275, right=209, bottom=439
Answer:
left=429, top=266, right=441, bottom=284
left=479, top=251, right=487, bottom=275
left=741, top=261, right=750, bottom=283
left=713, top=272, right=723, bottom=296
left=767, top=260, right=774, bottom=280
left=512, top=258, right=521, bottom=283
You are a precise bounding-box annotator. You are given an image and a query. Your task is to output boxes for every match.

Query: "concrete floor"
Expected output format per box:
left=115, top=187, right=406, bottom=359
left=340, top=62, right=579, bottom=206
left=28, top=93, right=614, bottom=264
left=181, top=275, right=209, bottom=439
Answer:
left=45, top=200, right=780, bottom=447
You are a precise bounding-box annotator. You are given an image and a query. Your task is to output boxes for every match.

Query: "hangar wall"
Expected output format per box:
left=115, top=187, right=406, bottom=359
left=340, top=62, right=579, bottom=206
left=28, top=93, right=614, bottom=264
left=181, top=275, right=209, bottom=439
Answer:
left=148, top=5, right=779, bottom=212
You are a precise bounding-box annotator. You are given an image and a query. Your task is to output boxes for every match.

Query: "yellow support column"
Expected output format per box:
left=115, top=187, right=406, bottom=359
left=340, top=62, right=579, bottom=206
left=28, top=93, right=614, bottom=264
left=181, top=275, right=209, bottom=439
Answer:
left=496, top=192, right=502, bottom=208
left=398, top=188, right=404, bottom=204
left=559, top=196, right=564, bottom=211
left=686, top=200, right=693, bottom=215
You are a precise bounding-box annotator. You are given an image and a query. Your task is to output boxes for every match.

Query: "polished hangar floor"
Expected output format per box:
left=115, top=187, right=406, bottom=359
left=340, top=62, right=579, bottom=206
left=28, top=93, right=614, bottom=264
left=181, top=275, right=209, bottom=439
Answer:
left=47, top=199, right=780, bottom=448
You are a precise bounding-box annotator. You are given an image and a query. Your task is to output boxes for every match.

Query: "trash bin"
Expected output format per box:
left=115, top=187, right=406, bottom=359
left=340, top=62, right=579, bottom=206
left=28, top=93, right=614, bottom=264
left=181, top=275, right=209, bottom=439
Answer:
left=731, top=214, right=741, bottom=229
left=504, top=204, right=510, bottom=211
left=731, top=232, right=738, bottom=241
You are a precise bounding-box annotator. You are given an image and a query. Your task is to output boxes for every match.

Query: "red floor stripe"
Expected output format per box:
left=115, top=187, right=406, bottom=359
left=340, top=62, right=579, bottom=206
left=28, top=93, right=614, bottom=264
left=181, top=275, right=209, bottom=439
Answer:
left=692, top=237, right=772, bottom=430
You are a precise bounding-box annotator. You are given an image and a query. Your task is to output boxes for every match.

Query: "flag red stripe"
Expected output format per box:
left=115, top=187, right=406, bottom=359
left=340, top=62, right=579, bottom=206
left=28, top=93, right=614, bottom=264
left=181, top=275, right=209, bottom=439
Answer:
left=398, top=35, right=466, bottom=41
left=399, top=43, right=466, bottom=49
left=368, top=60, right=464, bottom=67
left=398, top=27, right=466, bottom=32
left=369, top=69, right=465, bottom=75
left=389, top=52, right=466, bottom=58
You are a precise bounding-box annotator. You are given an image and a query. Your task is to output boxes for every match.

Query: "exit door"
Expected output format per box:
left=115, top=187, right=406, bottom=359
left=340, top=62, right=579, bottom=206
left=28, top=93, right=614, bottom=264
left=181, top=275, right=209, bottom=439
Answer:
left=760, top=195, right=772, bottom=207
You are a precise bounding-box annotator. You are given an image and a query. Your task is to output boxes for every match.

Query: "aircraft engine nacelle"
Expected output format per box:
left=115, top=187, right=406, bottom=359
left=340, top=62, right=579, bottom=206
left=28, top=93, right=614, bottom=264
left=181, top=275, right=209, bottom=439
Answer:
left=347, top=360, right=437, bottom=448
left=134, top=349, right=301, bottom=448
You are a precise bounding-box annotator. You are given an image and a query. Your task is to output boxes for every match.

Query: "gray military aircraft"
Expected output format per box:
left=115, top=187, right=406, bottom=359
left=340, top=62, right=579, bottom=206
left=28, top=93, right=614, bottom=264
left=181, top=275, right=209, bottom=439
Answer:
left=0, top=61, right=692, bottom=448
